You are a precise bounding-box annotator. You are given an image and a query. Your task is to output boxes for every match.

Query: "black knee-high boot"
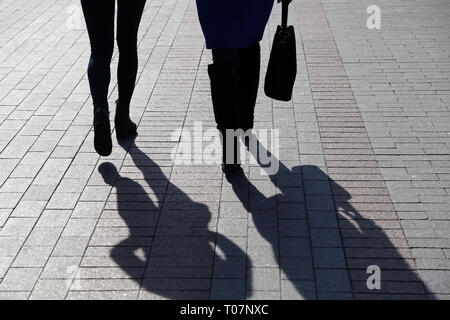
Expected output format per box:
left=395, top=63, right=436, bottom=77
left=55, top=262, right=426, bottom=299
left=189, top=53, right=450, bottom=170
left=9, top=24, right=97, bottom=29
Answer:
left=208, top=63, right=241, bottom=174
left=238, top=43, right=261, bottom=131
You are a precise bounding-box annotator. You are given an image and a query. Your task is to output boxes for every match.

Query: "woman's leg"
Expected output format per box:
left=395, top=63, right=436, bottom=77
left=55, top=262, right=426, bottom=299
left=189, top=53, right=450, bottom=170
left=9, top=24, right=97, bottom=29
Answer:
left=115, top=0, right=146, bottom=139
left=81, top=0, right=115, bottom=110
left=208, top=43, right=261, bottom=173
left=209, top=48, right=241, bottom=173
left=212, top=49, right=239, bottom=65
left=210, top=48, right=239, bottom=131
left=237, top=43, right=261, bottom=131
left=81, top=0, right=115, bottom=156
left=211, top=43, right=260, bottom=132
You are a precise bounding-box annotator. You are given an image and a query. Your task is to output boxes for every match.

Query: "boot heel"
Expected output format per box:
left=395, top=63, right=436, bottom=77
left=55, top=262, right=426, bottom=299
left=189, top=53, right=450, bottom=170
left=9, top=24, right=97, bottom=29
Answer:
left=115, top=122, right=138, bottom=140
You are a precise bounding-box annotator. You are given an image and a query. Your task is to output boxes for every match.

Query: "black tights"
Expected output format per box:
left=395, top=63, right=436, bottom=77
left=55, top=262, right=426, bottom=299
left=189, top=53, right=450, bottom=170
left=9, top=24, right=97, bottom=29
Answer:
left=81, top=0, right=146, bottom=110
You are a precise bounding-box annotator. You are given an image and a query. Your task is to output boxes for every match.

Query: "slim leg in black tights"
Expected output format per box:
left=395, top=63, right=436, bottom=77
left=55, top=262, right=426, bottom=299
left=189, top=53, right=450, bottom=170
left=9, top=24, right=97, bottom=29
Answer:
left=81, top=0, right=115, bottom=110
left=80, top=0, right=146, bottom=110
left=117, top=0, right=146, bottom=109
left=81, top=0, right=146, bottom=154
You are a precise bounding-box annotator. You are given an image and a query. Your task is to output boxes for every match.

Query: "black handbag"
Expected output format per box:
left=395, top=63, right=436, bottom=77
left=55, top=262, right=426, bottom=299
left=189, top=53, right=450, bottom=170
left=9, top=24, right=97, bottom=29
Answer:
left=264, top=1, right=297, bottom=102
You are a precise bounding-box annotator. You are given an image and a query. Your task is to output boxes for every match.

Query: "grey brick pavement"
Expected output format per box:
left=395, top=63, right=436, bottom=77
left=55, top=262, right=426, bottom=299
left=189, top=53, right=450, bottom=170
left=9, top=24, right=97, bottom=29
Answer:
left=0, top=0, right=449, bottom=299
left=320, top=0, right=450, bottom=298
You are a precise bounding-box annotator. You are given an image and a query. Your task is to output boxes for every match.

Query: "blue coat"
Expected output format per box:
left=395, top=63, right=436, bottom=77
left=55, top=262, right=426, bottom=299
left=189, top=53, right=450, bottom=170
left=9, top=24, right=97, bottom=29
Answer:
left=196, top=0, right=274, bottom=49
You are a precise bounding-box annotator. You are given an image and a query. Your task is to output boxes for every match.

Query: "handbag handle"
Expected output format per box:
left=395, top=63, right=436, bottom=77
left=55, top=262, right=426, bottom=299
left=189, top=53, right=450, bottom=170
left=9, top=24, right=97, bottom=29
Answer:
left=282, top=1, right=290, bottom=28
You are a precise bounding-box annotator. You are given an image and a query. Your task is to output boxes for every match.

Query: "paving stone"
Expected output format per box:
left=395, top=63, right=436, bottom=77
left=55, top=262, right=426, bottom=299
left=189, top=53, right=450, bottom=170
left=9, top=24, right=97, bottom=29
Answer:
left=46, top=193, right=80, bottom=210
left=62, top=219, right=97, bottom=237
left=248, top=210, right=277, bottom=228
left=0, top=257, right=14, bottom=278
left=211, top=279, right=246, bottom=300
left=280, top=257, right=314, bottom=281
left=247, top=268, right=280, bottom=291
left=248, top=227, right=278, bottom=247
left=29, top=279, right=69, bottom=300
left=76, top=267, right=144, bottom=279
left=316, top=269, right=352, bottom=293
left=278, top=203, right=307, bottom=219
left=72, top=202, right=104, bottom=219
left=217, top=218, right=248, bottom=237
left=79, top=186, right=111, bottom=202
left=247, top=291, right=281, bottom=300
left=280, top=237, right=311, bottom=258
left=66, top=290, right=139, bottom=300
left=25, top=227, right=63, bottom=246
left=0, top=178, right=32, bottom=193
left=313, top=248, right=347, bottom=269
left=13, top=246, right=53, bottom=268
left=11, top=200, right=47, bottom=218
left=318, top=292, right=353, bottom=300
left=22, top=185, right=55, bottom=201
left=0, top=268, right=41, bottom=291
left=213, top=256, right=246, bottom=279
left=281, top=280, right=316, bottom=300
left=279, top=219, right=309, bottom=237
left=0, top=217, right=36, bottom=237
left=310, top=228, right=343, bottom=248
left=215, top=236, right=247, bottom=257
left=0, top=193, right=22, bottom=209
left=41, top=257, right=82, bottom=279
left=248, top=245, right=279, bottom=268
left=36, top=210, right=71, bottom=228
left=138, top=289, right=208, bottom=300
left=0, top=292, right=30, bottom=300
left=0, top=236, right=24, bottom=257
left=52, top=237, right=90, bottom=257
left=70, top=279, right=141, bottom=292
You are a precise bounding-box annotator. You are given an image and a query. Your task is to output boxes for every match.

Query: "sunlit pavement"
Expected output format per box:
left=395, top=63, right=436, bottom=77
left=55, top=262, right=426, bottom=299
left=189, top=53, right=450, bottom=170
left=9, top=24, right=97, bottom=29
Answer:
left=0, top=0, right=449, bottom=299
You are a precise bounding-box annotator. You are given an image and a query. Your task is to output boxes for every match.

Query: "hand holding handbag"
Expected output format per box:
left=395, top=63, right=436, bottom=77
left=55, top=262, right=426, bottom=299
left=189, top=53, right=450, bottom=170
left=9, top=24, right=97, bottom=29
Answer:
left=264, top=0, right=297, bottom=102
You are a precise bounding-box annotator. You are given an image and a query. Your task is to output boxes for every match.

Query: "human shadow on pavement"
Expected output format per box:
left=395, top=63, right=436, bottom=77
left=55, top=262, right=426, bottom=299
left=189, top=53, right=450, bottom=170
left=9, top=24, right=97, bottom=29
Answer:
left=225, top=134, right=433, bottom=299
left=99, top=140, right=252, bottom=299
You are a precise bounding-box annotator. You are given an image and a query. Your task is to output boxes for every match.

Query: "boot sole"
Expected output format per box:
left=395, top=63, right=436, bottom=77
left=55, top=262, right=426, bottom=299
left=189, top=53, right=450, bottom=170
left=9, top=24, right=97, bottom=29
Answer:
left=116, top=130, right=138, bottom=140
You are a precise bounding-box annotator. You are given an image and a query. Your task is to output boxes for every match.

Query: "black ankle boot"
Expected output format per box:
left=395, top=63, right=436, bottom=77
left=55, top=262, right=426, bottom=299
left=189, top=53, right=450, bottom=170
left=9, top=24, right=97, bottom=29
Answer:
left=115, top=100, right=137, bottom=140
left=208, top=63, right=241, bottom=173
left=93, top=107, right=112, bottom=157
